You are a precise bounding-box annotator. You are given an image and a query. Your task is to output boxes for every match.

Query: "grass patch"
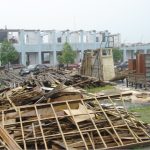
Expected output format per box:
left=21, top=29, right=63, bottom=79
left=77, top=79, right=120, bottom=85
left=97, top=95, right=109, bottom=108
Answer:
left=128, top=105, right=150, bottom=123
left=85, top=85, right=114, bottom=93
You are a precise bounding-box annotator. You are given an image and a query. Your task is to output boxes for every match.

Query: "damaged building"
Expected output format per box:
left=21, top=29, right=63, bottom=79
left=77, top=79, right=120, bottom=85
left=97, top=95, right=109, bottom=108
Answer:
left=0, top=29, right=120, bottom=66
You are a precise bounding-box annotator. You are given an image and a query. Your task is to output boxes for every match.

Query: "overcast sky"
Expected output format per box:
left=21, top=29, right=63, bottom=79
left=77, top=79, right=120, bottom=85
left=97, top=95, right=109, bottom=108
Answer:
left=0, top=0, right=150, bottom=43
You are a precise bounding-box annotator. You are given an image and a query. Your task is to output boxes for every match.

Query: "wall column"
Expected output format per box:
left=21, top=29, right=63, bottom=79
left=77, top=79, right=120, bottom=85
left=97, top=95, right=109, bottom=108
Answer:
left=144, top=49, right=147, bottom=54
left=66, top=30, right=70, bottom=43
left=19, top=30, right=26, bottom=66
left=123, top=48, right=127, bottom=61
left=133, top=49, right=137, bottom=59
left=93, top=30, right=97, bottom=49
left=37, top=30, right=42, bottom=64
left=51, top=30, right=57, bottom=66
left=103, top=30, right=109, bottom=48
left=80, top=30, right=84, bottom=61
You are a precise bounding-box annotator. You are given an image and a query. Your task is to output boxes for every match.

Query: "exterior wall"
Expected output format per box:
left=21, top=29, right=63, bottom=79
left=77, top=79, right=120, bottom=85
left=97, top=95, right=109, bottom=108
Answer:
left=102, top=56, right=115, bottom=81
left=147, top=50, right=150, bottom=54
left=25, top=32, right=39, bottom=44
left=101, top=49, right=115, bottom=81
left=74, top=51, right=81, bottom=63
left=50, top=52, right=54, bottom=66
left=126, top=50, right=134, bottom=60
left=70, top=32, right=79, bottom=43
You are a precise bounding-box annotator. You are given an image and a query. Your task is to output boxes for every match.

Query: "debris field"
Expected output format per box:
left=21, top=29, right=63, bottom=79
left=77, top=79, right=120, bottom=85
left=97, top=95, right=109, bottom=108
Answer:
left=0, top=69, right=150, bottom=150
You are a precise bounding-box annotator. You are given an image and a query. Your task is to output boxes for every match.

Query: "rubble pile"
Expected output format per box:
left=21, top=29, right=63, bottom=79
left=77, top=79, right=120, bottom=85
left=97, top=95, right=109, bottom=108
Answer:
left=0, top=97, right=150, bottom=149
left=64, top=74, right=108, bottom=88
left=23, top=69, right=107, bottom=88
left=0, top=69, right=150, bottom=149
left=0, top=69, right=108, bottom=89
left=0, top=87, right=44, bottom=110
left=0, top=70, right=24, bottom=88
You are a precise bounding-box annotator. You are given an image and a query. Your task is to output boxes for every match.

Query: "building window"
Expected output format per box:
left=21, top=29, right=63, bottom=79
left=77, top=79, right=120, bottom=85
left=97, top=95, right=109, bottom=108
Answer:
left=102, top=49, right=111, bottom=56
left=42, top=52, right=50, bottom=63
left=96, top=37, right=99, bottom=42
left=0, top=31, right=7, bottom=42
left=57, top=37, right=61, bottom=43
left=102, top=33, right=106, bottom=42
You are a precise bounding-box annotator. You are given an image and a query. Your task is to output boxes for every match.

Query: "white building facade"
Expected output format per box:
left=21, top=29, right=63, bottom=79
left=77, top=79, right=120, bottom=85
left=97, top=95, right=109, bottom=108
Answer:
left=121, top=43, right=150, bottom=61
left=0, top=29, right=120, bottom=66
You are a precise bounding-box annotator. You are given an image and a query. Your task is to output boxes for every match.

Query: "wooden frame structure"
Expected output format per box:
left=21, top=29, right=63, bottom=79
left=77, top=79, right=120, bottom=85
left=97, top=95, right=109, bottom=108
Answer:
left=0, top=96, right=150, bottom=149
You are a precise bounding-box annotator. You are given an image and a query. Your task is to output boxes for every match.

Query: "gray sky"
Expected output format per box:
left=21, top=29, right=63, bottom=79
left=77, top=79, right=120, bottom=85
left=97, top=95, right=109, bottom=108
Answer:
left=0, top=0, right=150, bottom=43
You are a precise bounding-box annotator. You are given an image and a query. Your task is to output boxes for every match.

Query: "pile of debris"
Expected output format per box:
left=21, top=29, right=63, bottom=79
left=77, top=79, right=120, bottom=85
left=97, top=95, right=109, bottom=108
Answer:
left=0, top=69, right=108, bottom=89
left=0, top=96, right=150, bottom=149
left=0, top=86, right=44, bottom=110
left=29, top=69, right=107, bottom=89
left=0, top=69, right=150, bottom=149
left=64, top=74, right=107, bottom=88
left=0, top=70, right=24, bottom=88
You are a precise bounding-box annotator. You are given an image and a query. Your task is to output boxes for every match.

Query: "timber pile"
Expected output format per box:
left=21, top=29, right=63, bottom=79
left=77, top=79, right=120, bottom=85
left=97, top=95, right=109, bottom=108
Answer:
left=24, top=69, right=107, bottom=88
left=0, top=70, right=24, bottom=88
left=21, top=72, right=108, bottom=89
left=23, top=73, right=60, bottom=88
left=0, top=87, right=45, bottom=110
left=0, top=69, right=108, bottom=89
left=64, top=74, right=107, bottom=88
left=33, top=69, right=107, bottom=88
left=0, top=96, right=149, bottom=149
left=0, top=84, right=84, bottom=110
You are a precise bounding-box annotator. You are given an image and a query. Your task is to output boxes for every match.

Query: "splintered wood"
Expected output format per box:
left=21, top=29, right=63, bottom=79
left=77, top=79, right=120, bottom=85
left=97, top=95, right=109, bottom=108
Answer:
left=0, top=69, right=108, bottom=89
left=0, top=96, right=150, bottom=150
left=0, top=69, right=150, bottom=149
left=0, top=87, right=44, bottom=110
left=0, top=70, right=24, bottom=88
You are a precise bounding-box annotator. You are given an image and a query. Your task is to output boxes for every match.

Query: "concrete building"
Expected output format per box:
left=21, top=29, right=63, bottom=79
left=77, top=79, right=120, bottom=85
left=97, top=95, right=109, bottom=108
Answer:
left=121, top=43, right=150, bottom=61
left=0, top=29, right=120, bottom=66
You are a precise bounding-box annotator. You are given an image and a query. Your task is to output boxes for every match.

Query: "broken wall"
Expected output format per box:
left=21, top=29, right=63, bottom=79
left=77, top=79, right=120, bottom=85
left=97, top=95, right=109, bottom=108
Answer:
left=101, top=54, right=115, bottom=81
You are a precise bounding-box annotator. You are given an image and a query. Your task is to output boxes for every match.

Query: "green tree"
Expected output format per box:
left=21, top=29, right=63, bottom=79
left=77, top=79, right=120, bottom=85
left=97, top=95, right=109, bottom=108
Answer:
left=57, top=42, right=76, bottom=68
left=0, top=40, right=19, bottom=66
left=112, top=48, right=123, bottom=63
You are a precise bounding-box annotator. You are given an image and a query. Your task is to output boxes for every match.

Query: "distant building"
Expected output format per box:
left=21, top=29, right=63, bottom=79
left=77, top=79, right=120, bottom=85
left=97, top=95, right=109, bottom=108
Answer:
left=121, top=43, right=150, bottom=61
left=0, top=29, right=120, bottom=66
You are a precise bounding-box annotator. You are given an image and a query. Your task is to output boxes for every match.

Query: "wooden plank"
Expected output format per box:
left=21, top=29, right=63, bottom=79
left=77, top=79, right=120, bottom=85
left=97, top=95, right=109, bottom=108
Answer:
left=0, top=125, right=22, bottom=150
left=34, top=106, right=48, bottom=150
left=94, top=97, right=124, bottom=146
left=18, top=108, right=27, bottom=150
left=50, top=103, right=69, bottom=150
left=80, top=100, right=107, bottom=148
left=66, top=101, right=89, bottom=150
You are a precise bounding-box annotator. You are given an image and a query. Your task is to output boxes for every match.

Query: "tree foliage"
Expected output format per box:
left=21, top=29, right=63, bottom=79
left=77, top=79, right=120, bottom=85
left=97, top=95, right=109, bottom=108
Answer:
left=0, top=40, right=19, bottom=65
left=57, top=42, right=76, bottom=66
left=112, top=48, right=123, bottom=63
